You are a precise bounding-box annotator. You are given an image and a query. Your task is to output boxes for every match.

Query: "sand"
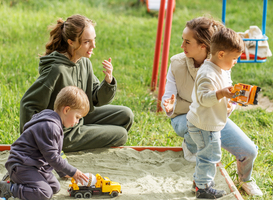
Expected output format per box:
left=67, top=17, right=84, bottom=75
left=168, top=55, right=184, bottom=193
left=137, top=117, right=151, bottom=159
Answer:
left=0, top=147, right=238, bottom=200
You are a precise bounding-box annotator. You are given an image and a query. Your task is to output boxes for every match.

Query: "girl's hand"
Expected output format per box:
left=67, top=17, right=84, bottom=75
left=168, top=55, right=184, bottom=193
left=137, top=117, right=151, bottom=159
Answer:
left=73, top=169, right=89, bottom=185
left=163, top=94, right=175, bottom=113
left=102, top=58, right=113, bottom=84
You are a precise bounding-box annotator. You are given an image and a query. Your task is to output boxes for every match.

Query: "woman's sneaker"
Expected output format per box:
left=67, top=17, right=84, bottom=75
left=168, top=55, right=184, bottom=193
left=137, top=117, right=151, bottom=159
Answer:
left=196, top=185, right=226, bottom=199
left=239, top=178, right=263, bottom=196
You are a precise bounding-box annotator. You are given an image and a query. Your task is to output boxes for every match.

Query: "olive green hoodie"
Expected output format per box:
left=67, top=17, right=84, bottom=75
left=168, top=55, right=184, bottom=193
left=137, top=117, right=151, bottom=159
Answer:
left=20, top=51, right=117, bottom=133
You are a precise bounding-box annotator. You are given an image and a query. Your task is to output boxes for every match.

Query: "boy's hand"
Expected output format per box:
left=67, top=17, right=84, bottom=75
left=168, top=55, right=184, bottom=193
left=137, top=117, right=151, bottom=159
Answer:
left=216, top=86, right=234, bottom=100
left=73, top=169, right=89, bottom=185
left=163, top=94, right=175, bottom=112
left=102, top=58, right=113, bottom=84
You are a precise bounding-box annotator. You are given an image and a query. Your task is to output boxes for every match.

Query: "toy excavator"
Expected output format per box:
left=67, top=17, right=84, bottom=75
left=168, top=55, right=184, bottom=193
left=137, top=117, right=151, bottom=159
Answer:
left=231, top=83, right=261, bottom=106
left=68, top=173, right=121, bottom=198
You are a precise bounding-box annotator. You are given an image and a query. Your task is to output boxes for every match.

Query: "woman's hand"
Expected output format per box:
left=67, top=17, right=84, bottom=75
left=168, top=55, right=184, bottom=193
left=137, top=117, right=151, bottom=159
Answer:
left=227, top=101, right=233, bottom=115
left=163, top=94, right=175, bottom=113
left=102, top=58, right=113, bottom=84
left=73, top=169, right=89, bottom=185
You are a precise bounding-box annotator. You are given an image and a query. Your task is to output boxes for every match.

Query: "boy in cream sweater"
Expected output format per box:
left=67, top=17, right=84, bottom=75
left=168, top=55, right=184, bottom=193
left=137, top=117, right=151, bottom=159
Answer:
left=186, top=27, right=244, bottom=199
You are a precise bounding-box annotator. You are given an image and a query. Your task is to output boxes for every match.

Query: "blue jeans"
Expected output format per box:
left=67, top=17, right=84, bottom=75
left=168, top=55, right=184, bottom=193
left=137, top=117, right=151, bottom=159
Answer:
left=171, top=114, right=257, bottom=182
left=187, top=121, right=221, bottom=189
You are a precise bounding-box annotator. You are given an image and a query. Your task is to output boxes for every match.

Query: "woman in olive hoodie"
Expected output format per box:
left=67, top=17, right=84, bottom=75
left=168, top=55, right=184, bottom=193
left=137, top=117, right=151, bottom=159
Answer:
left=20, top=14, right=134, bottom=152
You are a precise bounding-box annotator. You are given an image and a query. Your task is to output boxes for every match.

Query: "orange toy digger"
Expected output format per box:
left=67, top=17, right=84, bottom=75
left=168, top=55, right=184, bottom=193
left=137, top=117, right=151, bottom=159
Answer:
left=231, top=83, right=261, bottom=106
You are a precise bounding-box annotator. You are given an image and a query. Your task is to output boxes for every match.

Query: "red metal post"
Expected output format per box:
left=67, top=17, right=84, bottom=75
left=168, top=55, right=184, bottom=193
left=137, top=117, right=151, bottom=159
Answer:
left=157, top=0, right=174, bottom=112
left=150, top=0, right=166, bottom=91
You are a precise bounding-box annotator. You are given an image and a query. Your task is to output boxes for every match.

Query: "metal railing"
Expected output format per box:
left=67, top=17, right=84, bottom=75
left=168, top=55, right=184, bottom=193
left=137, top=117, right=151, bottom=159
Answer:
left=222, top=0, right=268, bottom=63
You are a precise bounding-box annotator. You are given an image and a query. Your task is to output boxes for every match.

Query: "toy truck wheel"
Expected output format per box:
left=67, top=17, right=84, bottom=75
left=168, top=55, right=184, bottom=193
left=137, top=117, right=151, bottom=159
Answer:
left=111, top=191, right=119, bottom=198
left=75, top=192, right=83, bottom=198
left=84, top=191, right=92, bottom=198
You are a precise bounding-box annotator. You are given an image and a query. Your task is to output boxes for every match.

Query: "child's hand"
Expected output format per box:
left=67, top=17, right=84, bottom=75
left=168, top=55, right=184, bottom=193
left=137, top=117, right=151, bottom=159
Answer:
left=102, top=58, right=113, bottom=84
left=163, top=94, right=175, bottom=112
left=216, top=86, right=234, bottom=100
left=73, top=169, right=89, bottom=185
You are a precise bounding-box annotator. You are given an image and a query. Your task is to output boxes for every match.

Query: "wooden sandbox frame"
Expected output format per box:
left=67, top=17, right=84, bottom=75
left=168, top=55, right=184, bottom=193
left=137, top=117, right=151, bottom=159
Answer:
left=0, top=145, right=243, bottom=199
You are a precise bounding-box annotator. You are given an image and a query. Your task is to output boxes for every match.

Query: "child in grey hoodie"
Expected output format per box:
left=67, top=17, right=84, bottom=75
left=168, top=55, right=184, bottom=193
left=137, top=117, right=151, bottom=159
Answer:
left=0, top=86, right=90, bottom=200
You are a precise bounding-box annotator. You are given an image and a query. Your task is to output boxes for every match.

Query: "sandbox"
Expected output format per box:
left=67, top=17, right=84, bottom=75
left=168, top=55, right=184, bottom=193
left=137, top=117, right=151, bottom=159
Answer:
left=0, top=146, right=243, bottom=200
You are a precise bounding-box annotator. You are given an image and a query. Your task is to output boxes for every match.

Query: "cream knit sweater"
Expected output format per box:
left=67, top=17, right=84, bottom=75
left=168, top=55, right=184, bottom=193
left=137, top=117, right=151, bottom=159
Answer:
left=186, top=60, right=230, bottom=132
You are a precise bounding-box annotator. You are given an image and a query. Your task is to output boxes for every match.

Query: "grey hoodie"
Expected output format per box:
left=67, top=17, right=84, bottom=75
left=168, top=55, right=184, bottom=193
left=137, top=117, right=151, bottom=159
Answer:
left=6, top=109, right=77, bottom=177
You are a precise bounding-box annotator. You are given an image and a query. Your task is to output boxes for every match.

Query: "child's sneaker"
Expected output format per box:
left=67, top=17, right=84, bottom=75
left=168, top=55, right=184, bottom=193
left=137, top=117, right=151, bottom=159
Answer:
left=1, top=173, right=10, bottom=182
left=182, top=140, right=196, bottom=162
left=239, top=178, right=263, bottom=197
left=0, top=181, right=13, bottom=199
left=196, top=185, right=226, bottom=199
left=192, top=180, right=215, bottom=193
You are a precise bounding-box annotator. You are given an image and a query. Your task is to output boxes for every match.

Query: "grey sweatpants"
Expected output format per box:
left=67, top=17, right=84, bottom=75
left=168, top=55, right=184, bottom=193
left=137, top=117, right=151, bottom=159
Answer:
left=62, top=105, right=134, bottom=152
left=7, top=164, right=60, bottom=200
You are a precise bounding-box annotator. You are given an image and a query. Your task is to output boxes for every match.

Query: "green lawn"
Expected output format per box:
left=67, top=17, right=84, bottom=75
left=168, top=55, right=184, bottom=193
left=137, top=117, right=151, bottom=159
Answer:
left=0, top=0, right=272, bottom=199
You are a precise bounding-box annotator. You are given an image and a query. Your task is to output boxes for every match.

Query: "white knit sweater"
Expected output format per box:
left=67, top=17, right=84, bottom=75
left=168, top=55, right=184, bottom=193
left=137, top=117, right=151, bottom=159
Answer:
left=186, top=60, right=230, bottom=131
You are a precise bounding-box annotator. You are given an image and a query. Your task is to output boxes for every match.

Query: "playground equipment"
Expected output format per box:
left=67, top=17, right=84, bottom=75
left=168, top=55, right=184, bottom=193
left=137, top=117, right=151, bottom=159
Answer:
left=145, top=0, right=176, bottom=13
left=222, top=0, right=269, bottom=63
left=150, top=0, right=175, bottom=112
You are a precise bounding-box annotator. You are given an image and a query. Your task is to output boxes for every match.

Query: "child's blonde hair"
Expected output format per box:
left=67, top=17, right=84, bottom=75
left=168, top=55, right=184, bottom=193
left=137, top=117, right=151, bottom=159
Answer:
left=54, top=86, right=90, bottom=116
left=211, top=27, right=244, bottom=55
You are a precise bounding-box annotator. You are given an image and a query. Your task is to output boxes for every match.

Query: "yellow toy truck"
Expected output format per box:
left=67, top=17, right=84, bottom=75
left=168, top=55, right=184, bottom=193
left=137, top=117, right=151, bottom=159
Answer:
left=68, top=174, right=122, bottom=198
left=231, top=83, right=261, bottom=106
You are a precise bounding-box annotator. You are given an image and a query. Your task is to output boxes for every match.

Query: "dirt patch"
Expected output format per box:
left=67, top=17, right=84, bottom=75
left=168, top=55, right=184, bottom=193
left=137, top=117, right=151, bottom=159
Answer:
left=236, top=95, right=273, bottom=112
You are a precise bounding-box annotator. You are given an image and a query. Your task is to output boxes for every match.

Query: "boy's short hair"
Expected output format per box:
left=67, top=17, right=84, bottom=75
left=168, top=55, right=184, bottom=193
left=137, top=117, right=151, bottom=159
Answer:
left=54, top=86, right=90, bottom=116
left=211, top=27, right=244, bottom=55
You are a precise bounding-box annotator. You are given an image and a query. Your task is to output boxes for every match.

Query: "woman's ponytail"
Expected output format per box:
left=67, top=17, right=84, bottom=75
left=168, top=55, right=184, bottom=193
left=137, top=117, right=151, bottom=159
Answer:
left=44, top=18, right=68, bottom=55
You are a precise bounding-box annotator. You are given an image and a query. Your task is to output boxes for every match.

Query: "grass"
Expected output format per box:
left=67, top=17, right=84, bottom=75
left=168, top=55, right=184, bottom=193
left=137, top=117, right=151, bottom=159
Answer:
left=0, top=0, right=272, bottom=199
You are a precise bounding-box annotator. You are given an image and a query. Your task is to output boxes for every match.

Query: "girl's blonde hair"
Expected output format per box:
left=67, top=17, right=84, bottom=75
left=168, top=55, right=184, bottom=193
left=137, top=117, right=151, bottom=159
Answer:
left=54, top=86, right=90, bottom=117
left=44, top=14, right=95, bottom=58
left=186, top=16, right=225, bottom=54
